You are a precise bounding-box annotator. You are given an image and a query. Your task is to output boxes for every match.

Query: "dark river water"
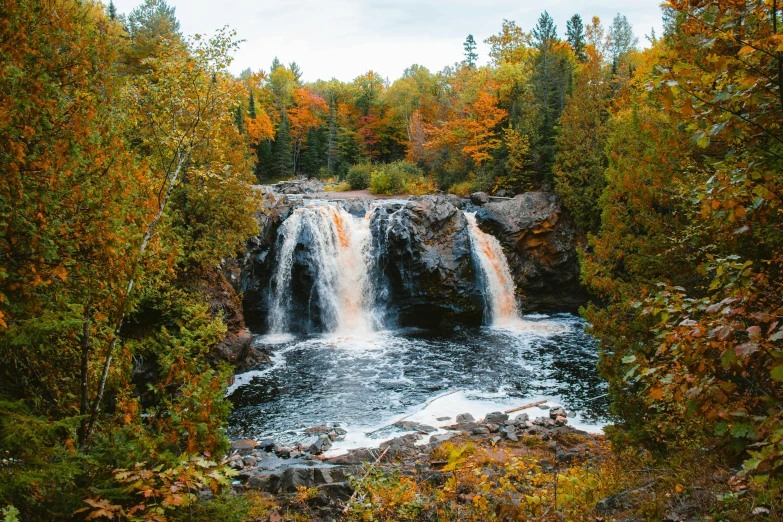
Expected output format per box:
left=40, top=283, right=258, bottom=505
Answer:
left=227, top=314, right=610, bottom=453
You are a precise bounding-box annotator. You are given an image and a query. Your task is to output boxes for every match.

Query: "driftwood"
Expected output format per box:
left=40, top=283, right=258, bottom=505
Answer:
left=342, top=445, right=391, bottom=513
left=365, top=388, right=462, bottom=436
left=504, top=400, right=547, bottom=414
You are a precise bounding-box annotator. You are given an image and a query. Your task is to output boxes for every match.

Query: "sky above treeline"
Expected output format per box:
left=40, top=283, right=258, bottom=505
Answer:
left=111, top=0, right=665, bottom=82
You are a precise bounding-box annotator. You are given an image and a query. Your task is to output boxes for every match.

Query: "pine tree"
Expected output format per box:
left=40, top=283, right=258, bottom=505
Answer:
left=234, top=104, right=244, bottom=133
left=273, top=110, right=293, bottom=178
left=566, top=14, right=586, bottom=62
left=300, top=127, right=322, bottom=177
left=108, top=0, right=117, bottom=20
left=530, top=11, right=573, bottom=184
left=255, top=139, right=274, bottom=181
left=326, top=100, right=338, bottom=175
left=463, top=34, right=478, bottom=68
left=247, top=89, right=256, bottom=119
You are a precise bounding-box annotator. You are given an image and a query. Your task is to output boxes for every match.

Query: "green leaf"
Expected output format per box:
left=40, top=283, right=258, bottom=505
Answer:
left=622, top=355, right=637, bottom=364
left=771, top=364, right=783, bottom=382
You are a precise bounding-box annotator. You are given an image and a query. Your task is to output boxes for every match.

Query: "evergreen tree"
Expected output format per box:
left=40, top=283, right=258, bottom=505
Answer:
left=566, top=14, right=587, bottom=62
left=108, top=0, right=117, bottom=20
left=463, top=34, right=478, bottom=68
left=248, top=89, right=256, bottom=119
left=530, top=11, right=573, bottom=184
left=234, top=104, right=244, bottom=133
left=289, top=61, right=303, bottom=82
left=326, top=100, right=338, bottom=175
left=300, top=127, right=322, bottom=177
left=273, top=110, right=294, bottom=178
left=255, top=139, right=274, bottom=181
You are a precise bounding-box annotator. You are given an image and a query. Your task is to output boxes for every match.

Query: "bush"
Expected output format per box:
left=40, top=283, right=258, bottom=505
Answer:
left=448, top=181, right=474, bottom=197
left=369, top=161, right=425, bottom=195
left=325, top=181, right=351, bottom=192
left=346, top=164, right=372, bottom=190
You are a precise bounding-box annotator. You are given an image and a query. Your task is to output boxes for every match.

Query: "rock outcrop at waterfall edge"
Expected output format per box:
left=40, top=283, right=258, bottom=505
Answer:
left=229, top=187, right=586, bottom=334
left=370, top=196, right=484, bottom=328
left=474, top=192, right=587, bottom=311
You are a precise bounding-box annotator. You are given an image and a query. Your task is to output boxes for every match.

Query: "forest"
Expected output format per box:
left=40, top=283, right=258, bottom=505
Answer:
left=1, top=0, right=782, bottom=520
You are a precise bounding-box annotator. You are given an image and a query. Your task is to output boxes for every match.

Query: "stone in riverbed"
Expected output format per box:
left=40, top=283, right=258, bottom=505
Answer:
left=456, top=413, right=474, bottom=423
left=308, top=435, right=332, bottom=455
left=471, top=426, right=490, bottom=435
left=230, top=439, right=257, bottom=451
left=437, top=416, right=451, bottom=421
left=484, top=411, right=509, bottom=424
left=430, top=432, right=456, bottom=444
left=394, top=420, right=438, bottom=433
left=486, top=423, right=500, bottom=433
left=555, top=416, right=568, bottom=426
left=242, top=456, right=257, bottom=467
left=470, top=192, right=489, bottom=205
left=305, top=425, right=331, bottom=435
left=549, top=406, right=566, bottom=419
left=513, top=413, right=529, bottom=424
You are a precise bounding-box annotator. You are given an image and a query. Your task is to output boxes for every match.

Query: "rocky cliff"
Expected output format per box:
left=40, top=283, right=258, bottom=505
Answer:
left=229, top=188, right=586, bottom=334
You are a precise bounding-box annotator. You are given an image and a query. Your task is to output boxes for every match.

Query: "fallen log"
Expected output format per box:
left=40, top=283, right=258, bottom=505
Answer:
left=504, top=400, right=547, bottom=414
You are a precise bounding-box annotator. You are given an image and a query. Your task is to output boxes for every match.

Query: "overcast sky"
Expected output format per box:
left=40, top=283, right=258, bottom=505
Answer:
left=111, top=0, right=665, bottom=83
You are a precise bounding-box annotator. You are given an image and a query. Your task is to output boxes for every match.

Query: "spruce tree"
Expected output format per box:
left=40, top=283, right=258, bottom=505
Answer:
left=255, top=139, right=274, bottom=182
left=273, top=110, right=293, bottom=178
left=326, top=100, right=338, bottom=175
left=247, top=89, right=256, bottom=119
left=300, top=127, right=322, bottom=177
left=608, top=13, right=638, bottom=73
left=530, top=11, right=572, bottom=184
left=463, top=34, right=478, bottom=68
left=566, top=14, right=587, bottom=62
left=108, top=0, right=117, bottom=20
left=234, top=104, right=244, bottom=133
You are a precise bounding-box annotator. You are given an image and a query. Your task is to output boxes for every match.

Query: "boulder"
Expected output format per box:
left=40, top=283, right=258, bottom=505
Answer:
left=549, top=406, right=566, bottom=419
left=484, top=411, right=509, bottom=424
left=470, top=192, right=490, bottom=205
left=475, top=192, right=587, bottom=311
left=370, top=196, right=483, bottom=328
left=456, top=413, right=475, bottom=423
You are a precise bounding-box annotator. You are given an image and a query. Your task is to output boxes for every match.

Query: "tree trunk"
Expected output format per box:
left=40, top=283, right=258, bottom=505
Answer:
left=82, top=155, right=187, bottom=448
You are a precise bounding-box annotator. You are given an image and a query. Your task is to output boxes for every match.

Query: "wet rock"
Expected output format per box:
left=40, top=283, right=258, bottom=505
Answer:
left=486, top=423, right=500, bottom=433
left=456, top=413, right=475, bottom=423
left=257, top=438, right=275, bottom=452
left=555, top=415, right=568, bottom=426
left=242, top=455, right=257, bottom=467
left=370, top=196, right=483, bottom=328
left=430, top=432, right=456, bottom=444
left=484, top=411, right=509, bottom=424
left=305, top=425, right=331, bottom=435
left=327, top=448, right=377, bottom=465
left=230, top=439, right=257, bottom=451
left=394, top=421, right=438, bottom=433
left=332, top=427, right=348, bottom=436
left=504, top=430, right=519, bottom=442
left=549, top=406, right=566, bottom=419
left=437, top=416, right=451, bottom=422
left=470, top=192, right=490, bottom=205
left=475, top=192, right=586, bottom=312
left=567, top=411, right=576, bottom=418
left=308, top=435, right=333, bottom=455
left=274, top=446, right=290, bottom=458
left=513, top=413, right=529, bottom=424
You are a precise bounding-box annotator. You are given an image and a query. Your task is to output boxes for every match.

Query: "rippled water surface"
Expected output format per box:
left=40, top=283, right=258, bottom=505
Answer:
left=227, top=314, right=609, bottom=452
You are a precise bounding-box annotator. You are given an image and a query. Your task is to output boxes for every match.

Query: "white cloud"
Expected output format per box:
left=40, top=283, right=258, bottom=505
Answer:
left=110, top=0, right=664, bottom=82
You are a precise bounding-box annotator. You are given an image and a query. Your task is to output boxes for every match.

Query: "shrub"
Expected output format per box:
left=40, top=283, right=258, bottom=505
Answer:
left=369, top=161, right=425, bottom=195
left=346, top=164, right=372, bottom=190
left=448, top=181, right=474, bottom=197
left=325, top=181, right=351, bottom=192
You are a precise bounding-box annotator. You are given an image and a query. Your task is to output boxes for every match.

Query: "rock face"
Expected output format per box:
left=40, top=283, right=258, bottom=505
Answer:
left=231, top=187, right=585, bottom=333
left=475, top=192, right=586, bottom=311
left=370, top=196, right=483, bottom=328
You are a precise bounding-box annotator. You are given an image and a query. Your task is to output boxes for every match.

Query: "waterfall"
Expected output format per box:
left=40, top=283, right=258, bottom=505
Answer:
left=269, top=202, right=378, bottom=335
left=465, top=212, right=521, bottom=327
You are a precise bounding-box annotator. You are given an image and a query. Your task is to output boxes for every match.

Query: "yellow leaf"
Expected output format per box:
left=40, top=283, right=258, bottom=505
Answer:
left=738, top=46, right=755, bottom=56
left=675, top=484, right=685, bottom=493
left=650, top=387, right=664, bottom=400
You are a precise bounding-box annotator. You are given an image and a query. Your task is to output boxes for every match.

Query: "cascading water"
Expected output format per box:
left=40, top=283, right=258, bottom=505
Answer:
left=269, top=202, right=379, bottom=335
left=465, top=212, right=522, bottom=327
